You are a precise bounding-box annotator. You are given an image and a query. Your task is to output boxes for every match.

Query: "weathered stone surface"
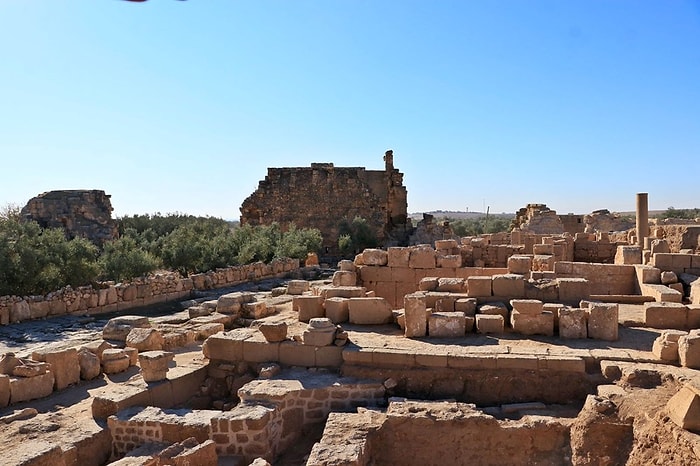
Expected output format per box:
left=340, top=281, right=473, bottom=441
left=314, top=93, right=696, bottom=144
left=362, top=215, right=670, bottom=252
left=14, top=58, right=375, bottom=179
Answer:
left=455, top=298, right=477, bottom=316
left=510, top=311, right=554, bottom=336
left=558, top=308, right=587, bottom=339
left=418, top=277, right=439, bottom=292
left=348, top=297, right=393, bottom=325
left=138, top=350, right=174, bottom=383
left=21, top=190, right=118, bottom=246
left=475, top=314, right=504, bottom=334
left=240, top=156, right=408, bottom=255
left=409, top=246, right=436, bottom=269
left=287, top=280, right=311, bottom=296
left=645, top=302, right=688, bottom=330
left=324, top=297, right=350, bottom=324
left=303, top=319, right=336, bottom=346
left=332, top=271, right=357, bottom=287
left=478, top=303, right=508, bottom=321
left=436, top=278, right=466, bottom=293
left=510, top=299, right=544, bottom=315
left=429, top=312, right=466, bottom=338
left=588, top=303, right=618, bottom=341
left=101, top=349, right=131, bottom=374
left=31, top=347, right=80, bottom=391
left=667, top=385, right=700, bottom=432
left=259, top=322, right=288, bottom=343
left=508, top=255, right=532, bottom=274
left=363, top=249, right=389, bottom=266
left=404, top=293, right=427, bottom=337
left=9, top=371, right=54, bottom=404
left=615, top=245, right=641, bottom=265
left=557, top=278, right=591, bottom=305
left=10, top=300, right=30, bottom=324
left=678, top=334, right=700, bottom=369
left=661, top=271, right=678, bottom=285
left=467, top=276, right=492, bottom=297
left=103, top=316, right=151, bottom=341
left=492, top=274, right=525, bottom=297
left=78, top=348, right=101, bottom=380
left=294, top=295, right=325, bottom=322
left=126, top=327, right=164, bottom=352
left=216, top=291, right=253, bottom=314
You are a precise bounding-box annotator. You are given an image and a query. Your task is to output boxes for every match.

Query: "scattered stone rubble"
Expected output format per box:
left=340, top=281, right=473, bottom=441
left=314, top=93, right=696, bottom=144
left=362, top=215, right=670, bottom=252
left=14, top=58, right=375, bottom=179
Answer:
left=5, top=207, right=700, bottom=465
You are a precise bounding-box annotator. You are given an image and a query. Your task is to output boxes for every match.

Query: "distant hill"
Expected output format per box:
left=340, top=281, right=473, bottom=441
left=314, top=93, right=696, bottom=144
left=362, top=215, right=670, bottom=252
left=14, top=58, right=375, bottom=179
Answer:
left=409, top=210, right=514, bottom=221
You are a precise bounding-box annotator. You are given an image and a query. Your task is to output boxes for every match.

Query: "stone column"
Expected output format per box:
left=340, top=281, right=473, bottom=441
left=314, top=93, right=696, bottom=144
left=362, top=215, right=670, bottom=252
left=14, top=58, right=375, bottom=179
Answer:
left=636, top=193, right=649, bottom=248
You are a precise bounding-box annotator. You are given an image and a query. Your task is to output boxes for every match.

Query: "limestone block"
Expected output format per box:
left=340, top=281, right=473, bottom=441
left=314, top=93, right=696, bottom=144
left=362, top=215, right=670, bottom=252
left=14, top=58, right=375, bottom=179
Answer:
left=293, top=296, right=325, bottom=322
left=478, top=303, right=509, bottom=322
left=404, top=293, right=427, bottom=337
left=202, top=329, right=252, bottom=362
left=303, top=318, right=336, bottom=346
left=510, top=310, right=554, bottom=336
left=533, top=244, right=554, bottom=255
left=0, top=305, right=8, bottom=326
left=242, top=301, right=270, bottom=319
left=139, top=350, right=174, bottom=383
left=652, top=330, right=686, bottom=362
left=475, top=314, right=504, bottom=334
left=101, top=349, right=131, bottom=374
left=640, top=283, right=684, bottom=303
left=332, top=271, right=357, bottom=287
left=217, top=291, right=254, bottom=314
left=615, top=245, right=641, bottom=265
left=259, top=322, right=288, bottom=343
left=491, top=274, right=525, bottom=298
left=437, top=255, right=462, bottom=268
left=286, top=280, right=311, bottom=296
left=9, top=371, right=54, bottom=404
left=10, top=300, right=30, bottom=323
left=0, top=374, right=9, bottom=408
left=688, top=305, right=700, bottom=329
left=362, top=248, right=389, bottom=266
left=661, top=271, right=678, bottom=285
left=510, top=299, right=544, bottom=315
left=650, top=239, right=670, bottom=255
left=418, top=277, right=439, bottom=292
left=634, top=264, right=661, bottom=285
left=557, top=278, right=590, bottom=305
left=348, top=297, right=393, bottom=325
left=436, top=277, right=466, bottom=293
left=508, top=255, right=532, bottom=275
left=324, top=297, right=350, bottom=324
left=465, top=316, right=475, bottom=333
left=587, top=303, right=619, bottom=341
left=645, top=302, right=688, bottom=330
left=319, top=286, right=367, bottom=299
left=409, top=246, right=436, bottom=269
left=558, top=308, right=587, bottom=339
left=669, top=282, right=684, bottom=295
left=467, top=276, right=492, bottom=297
left=77, top=349, right=101, bottom=381
left=679, top=334, right=700, bottom=369
left=455, top=298, right=477, bottom=316
left=667, top=385, right=700, bottom=432
left=435, top=297, right=455, bottom=312
left=532, top=255, right=555, bottom=272
left=126, top=327, right=164, bottom=352
left=338, top=260, right=356, bottom=271
left=29, top=301, right=50, bottom=319
left=82, top=339, right=116, bottom=358
left=388, top=247, right=411, bottom=268
left=31, top=347, right=80, bottom=391
left=429, top=312, right=466, bottom=338
left=103, top=315, right=151, bottom=341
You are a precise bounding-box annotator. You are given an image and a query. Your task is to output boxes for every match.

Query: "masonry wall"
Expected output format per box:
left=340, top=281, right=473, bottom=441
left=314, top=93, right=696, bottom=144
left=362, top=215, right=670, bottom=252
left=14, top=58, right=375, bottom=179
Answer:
left=0, top=258, right=299, bottom=326
left=240, top=160, right=408, bottom=254
left=554, top=261, right=637, bottom=295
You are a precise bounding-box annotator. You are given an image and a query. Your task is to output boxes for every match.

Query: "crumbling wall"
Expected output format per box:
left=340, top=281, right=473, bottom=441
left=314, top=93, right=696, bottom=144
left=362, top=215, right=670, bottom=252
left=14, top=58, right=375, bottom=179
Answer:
left=651, top=225, right=700, bottom=253
left=21, top=190, right=118, bottom=246
left=511, top=204, right=565, bottom=234
left=0, top=258, right=299, bottom=325
left=584, top=209, right=635, bottom=234
left=240, top=152, right=409, bottom=255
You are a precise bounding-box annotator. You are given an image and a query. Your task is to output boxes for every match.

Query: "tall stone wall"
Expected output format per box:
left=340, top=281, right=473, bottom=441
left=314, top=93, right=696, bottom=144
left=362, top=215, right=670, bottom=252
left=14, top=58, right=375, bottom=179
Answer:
left=240, top=151, right=409, bottom=255
left=21, top=190, right=118, bottom=246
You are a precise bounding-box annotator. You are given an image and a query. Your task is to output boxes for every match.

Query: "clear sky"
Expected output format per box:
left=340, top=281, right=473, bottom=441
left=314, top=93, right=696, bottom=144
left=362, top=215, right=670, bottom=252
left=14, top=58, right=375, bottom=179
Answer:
left=1, top=1, right=699, bottom=220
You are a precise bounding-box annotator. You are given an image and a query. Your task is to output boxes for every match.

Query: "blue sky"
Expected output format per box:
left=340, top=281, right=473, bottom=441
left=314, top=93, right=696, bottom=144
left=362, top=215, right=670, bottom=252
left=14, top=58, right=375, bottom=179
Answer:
left=1, top=1, right=698, bottom=219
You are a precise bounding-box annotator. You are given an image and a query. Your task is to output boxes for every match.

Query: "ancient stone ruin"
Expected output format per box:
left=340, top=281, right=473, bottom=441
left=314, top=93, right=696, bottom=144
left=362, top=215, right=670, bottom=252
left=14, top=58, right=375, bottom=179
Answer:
left=21, top=190, right=118, bottom=246
left=4, top=191, right=700, bottom=465
left=240, top=151, right=410, bottom=255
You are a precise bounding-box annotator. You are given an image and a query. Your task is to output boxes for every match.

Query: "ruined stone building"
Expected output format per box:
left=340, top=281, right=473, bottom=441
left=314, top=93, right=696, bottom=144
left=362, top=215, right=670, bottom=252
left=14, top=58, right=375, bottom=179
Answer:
left=21, top=190, right=118, bottom=246
left=240, top=151, right=409, bottom=255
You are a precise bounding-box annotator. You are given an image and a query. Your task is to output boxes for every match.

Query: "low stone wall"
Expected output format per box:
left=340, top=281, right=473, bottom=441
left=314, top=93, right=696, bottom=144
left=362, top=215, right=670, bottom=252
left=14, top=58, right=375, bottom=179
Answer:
left=108, top=370, right=385, bottom=464
left=307, top=399, right=572, bottom=466
left=0, top=258, right=300, bottom=326
left=554, top=261, right=637, bottom=295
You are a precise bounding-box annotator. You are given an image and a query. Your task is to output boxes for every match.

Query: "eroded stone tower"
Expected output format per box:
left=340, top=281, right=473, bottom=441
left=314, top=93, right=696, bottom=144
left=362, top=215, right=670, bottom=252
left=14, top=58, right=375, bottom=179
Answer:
left=240, top=150, right=409, bottom=255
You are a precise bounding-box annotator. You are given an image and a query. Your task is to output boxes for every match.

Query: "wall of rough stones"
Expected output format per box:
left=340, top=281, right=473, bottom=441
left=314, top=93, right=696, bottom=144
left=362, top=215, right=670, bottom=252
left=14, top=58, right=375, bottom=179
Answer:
left=240, top=153, right=409, bottom=254
left=21, top=190, right=118, bottom=246
left=0, top=258, right=299, bottom=326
